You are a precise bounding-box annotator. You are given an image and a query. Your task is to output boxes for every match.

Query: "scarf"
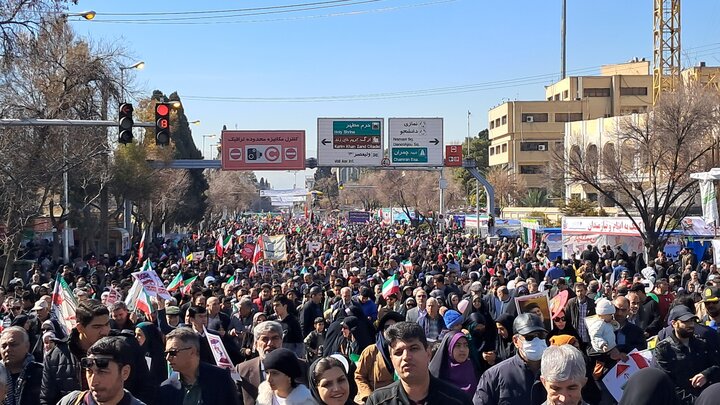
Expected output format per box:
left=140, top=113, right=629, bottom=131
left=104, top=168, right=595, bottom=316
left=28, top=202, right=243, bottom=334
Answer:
left=446, top=334, right=477, bottom=396
left=5, top=353, right=33, bottom=405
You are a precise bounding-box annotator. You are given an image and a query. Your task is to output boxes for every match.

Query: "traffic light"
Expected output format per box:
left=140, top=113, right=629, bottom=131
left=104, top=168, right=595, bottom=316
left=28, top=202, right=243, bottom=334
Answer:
left=118, top=103, right=134, bottom=144
left=155, top=103, right=171, bottom=146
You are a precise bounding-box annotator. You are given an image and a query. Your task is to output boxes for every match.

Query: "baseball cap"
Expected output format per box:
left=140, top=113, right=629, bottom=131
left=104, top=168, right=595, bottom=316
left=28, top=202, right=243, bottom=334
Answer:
left=513, top=313, right=546, bottom=335
left=32, top=300, right=48, bottom=311
left=702, top=286, right=720, bottom=303
left=668, top=306, right=697, bottom=322
left=165, top=306, right=180, bottom=315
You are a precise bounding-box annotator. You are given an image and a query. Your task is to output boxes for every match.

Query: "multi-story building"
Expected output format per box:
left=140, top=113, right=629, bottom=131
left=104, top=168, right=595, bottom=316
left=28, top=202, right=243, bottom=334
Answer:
left=488, top=60, right=653, bottom=194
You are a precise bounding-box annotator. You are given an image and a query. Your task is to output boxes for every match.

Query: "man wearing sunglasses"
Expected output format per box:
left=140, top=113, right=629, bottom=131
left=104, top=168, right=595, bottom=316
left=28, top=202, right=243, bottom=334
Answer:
left=158, top=327, right=240, bottom=405
left=474, top=313, right=548, bottom=405
left=57, top=336, right=145, bottom=405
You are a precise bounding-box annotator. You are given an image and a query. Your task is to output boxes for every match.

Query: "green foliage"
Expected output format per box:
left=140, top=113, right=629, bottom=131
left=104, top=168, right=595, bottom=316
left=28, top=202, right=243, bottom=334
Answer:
left=520, top=189, right=550, bottom=207
left=452, top=129, right=490, bottom=203
left=557, top=196, right=599, bottom=217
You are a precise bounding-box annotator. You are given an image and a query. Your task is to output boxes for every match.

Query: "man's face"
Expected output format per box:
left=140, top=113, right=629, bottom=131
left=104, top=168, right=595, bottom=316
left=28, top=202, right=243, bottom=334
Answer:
left=541, top=376, right=586, bottom=405
left=165, top=338, right=196, bottom=374
left=166, top=314, right=179, bottom=326
left=574, top=285, right=587, bottom=301
left=341, top=289, right=352, bottom=302
left=206, top=298, right=221, bottom=316
left=672, top=318, right=696, bottom=339
left=86, top=359, right=129, bottom=403
left=627, top=293, right=640, bottom=315
left=415, top=291, right=427, bottom=307
left=705, top=300, right=720, bottom=318
left=190, top=312, right=208, bottom=329
left=389, top=338, right=431, bottom=384
left=261, top=289, right=271, bottom=300
left=112, top=308, right=128, bottom=324
left=255, top=331, right=282, bottom=360
left=78, top=315, right=110, bottom=345
left=272, top=302, right=287, bottom=317
left=427, top=301, right=439, bottom=317
left=613, top=300, right=629, bottom=323
left=272, top=287, right=282, bottom=297
left=0, top=330, right=29, bottom=367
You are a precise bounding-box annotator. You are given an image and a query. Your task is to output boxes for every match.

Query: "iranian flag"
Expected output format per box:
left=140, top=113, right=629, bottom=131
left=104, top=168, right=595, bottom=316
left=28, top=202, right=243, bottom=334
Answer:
left=141, top=259, right=152, bottom=272
left=215, top=236, right=224, bottom=257
left=252, top=237, right=264, bottom=264
left=137, top=230, right=146, bottom=263
left=51, top=275, right=78, bottom=335
left=181, top=276, right=198, bottom=295
left=381, top=274, right=400, bottom=299
left=125, top=279, right=153, bottom=319
left=223, top=234, right=233, bottom=252
left=227, top=274, right=239, bottom=286
left=167, top=272, right=183, bottom=292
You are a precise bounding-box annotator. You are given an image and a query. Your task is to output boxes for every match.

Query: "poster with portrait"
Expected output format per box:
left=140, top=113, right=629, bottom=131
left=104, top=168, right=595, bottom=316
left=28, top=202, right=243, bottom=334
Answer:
left=515, top=291, right=552, bottom=331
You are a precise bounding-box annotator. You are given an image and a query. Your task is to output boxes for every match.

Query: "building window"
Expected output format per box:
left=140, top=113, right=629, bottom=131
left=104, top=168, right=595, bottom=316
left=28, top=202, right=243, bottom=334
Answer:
left=620, top=87, right=648, bottom=96
left=555, top=112, right=584, bottom=122
left=554, top=94, right=560, bottom=101
left=490, top=120, right=495, bottom=129
left=563, top=90, right=569, bottom=99
left=501, top=115, right=507, bottom=125
left=521, top=113, right=549, bottom=123
left=620, top=106, right=647, bottom=115
left=520, top=141, right=549, bottom=151
left=502, top=144, right=507, bottom=153
left=584, top=88, right=611, bottom=97
left=587, top=193, right=598, bottom=202
left=489, top=147, right=494, bottom=156
left=520, top=165, right=545, bottom=174
left=495, top=118, right=501, bottom=127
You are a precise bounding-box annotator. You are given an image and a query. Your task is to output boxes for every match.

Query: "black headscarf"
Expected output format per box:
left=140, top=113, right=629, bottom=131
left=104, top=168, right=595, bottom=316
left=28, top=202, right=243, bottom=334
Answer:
left=376, top=311, right=404, bottom=374
left=494, top=314, right=516, bottom=362
left=695, top=383, right=720, bottom=405
left=308, top=356, right=356, bottom=405
left=618, top=367, right=679, bottom=405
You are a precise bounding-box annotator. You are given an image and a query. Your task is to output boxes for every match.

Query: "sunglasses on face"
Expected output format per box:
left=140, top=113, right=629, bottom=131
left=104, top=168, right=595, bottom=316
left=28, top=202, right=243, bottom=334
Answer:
left=522, top=332, right=547, bottom=341
left=81, top=356, right=113, bottom=369
left=553, top=317, right=566, bottom=322
left=164, top=347, right=192, bottom=357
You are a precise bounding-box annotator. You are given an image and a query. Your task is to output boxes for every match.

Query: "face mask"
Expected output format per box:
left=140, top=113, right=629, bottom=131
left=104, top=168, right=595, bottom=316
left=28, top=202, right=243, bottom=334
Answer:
left=521, top=337, right=547, bottom=361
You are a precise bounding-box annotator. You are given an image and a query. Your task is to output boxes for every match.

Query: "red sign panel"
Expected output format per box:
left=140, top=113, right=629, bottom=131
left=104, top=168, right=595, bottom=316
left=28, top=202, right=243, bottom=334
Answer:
left=445, top=145, right=463, bottom=167
left=221, top=130, right=306, bottom=171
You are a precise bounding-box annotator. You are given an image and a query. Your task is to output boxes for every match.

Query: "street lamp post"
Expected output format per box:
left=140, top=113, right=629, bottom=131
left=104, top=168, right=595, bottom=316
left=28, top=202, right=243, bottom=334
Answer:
left=203, top=134, right=216, bottom=158
left=119, top=61, right=145, bottom=102
left=209, top=143, right=218, bottom=159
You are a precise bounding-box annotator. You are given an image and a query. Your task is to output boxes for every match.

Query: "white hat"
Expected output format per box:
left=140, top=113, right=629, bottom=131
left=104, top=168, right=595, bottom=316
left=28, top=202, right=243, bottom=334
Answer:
left=32, top=300, right=48, bottom=311
left=596, top=298, right=615, bottom=315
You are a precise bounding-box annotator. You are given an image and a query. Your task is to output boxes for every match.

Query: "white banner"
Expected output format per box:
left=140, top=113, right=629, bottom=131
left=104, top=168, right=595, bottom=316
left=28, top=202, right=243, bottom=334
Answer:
left=602, top=349, right=654, bottom=402
left=259, top=188, right=308, bottom=197
left=700, top=180, right=719, bottom=226
left=262, top=235, right=287, bottom=261
left=204, top=327, right=240, bottom=381
left=131, top=270, right=172, bottom=300
left=712, top=239, right=720, bottom=266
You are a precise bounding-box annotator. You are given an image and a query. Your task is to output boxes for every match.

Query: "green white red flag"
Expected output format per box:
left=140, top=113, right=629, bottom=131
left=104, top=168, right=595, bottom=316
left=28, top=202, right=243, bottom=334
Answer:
left=51, top=274, right=78, bottom=335
left=167, top=272, right=183, bottom=292
left=382, top=274, right=400, bottom=299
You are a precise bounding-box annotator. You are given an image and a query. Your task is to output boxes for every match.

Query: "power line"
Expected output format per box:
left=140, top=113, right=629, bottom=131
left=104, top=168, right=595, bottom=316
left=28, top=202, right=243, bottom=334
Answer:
left=88, top=0, right=388, bottom=23
left=98, top=0, right=366, bottom=16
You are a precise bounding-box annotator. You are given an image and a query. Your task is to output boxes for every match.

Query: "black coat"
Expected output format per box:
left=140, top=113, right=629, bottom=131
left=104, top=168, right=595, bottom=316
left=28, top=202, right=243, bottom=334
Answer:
left=13, top=359, right=43, bottom=405
left=366, top=375, right=472, bottom=405
left=655, top=332, right=720, bottom=398
left=39, top=332, right=84, bottom=405
left=158, top=362, right=240, bottom=405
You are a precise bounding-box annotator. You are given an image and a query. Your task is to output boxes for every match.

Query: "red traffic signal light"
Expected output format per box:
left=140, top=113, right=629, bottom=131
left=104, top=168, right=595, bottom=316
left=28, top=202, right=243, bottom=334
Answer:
left=155, top=103, right=171, bottom=146
left=118, top=103, right=134, bottom=145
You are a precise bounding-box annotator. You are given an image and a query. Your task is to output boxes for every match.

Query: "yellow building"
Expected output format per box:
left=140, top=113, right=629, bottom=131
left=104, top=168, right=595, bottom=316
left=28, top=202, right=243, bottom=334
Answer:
left=488, top=60, right=653, bottom=193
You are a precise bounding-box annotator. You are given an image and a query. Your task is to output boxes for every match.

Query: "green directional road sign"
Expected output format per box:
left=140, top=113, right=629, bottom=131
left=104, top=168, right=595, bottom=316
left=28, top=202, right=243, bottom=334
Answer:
left=391, top=147, right=429, bottom=163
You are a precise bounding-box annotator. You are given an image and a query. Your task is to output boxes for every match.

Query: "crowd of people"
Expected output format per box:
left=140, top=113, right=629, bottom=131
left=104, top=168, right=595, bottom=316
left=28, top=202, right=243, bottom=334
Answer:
left=1, top=214, right=719, bottom=405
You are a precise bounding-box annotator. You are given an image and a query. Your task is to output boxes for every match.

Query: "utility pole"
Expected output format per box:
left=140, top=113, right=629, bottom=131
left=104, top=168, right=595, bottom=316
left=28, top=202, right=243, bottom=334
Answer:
left=561, top=0, right=567, bottom=79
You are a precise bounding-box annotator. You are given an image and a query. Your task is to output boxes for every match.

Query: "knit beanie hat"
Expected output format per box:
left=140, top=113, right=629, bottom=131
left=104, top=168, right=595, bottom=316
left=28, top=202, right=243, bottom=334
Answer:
left=262, top=348, right=301, bottom=380
left=595, top=298, right=615, bottom=316
left=549, top=334, right=578, bottom=347
left=443, top=310, right=464, bottom=329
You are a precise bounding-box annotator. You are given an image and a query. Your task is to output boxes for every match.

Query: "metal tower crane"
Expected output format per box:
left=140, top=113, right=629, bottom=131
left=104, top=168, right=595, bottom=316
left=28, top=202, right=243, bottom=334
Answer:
left=653, top=0, right=681, bottom=105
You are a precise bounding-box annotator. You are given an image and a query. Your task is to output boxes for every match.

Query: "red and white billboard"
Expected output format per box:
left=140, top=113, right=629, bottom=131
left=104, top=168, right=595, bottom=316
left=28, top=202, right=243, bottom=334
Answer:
left=221, top=130, right=305, bottom=171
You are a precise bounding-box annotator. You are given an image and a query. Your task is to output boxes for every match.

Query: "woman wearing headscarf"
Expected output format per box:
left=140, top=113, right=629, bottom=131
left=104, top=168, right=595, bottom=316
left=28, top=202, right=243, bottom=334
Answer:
left=618, top=367, right=680, bottom=405
left=309, top=356, right=354, bottom=405
left=134, top=322, right=167, bottom=388
left=428, top=331, right=480, bottom=400
left=354, top=311, right=404, bottom=404
left=257, top=348, right=315, bottom=405
left=546, top=309, right=581, bottom=344
left=487, top=313, right=515, bottom=368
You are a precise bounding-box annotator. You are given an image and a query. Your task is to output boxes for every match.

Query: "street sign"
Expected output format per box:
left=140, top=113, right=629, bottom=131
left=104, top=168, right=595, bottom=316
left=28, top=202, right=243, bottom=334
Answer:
left=221, top=130, right=305, bottom=170
left=317, top=118, right=384, bottom=167
left=388, top=118, right=443, bottom=166
left=445, top=144, right=463, bottom=167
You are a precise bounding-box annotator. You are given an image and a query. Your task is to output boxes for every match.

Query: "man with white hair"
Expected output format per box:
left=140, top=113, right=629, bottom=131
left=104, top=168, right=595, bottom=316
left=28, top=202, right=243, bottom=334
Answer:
left=235, top=320, right=306, bottom=405
left=539, top=345, right=588, bottom=405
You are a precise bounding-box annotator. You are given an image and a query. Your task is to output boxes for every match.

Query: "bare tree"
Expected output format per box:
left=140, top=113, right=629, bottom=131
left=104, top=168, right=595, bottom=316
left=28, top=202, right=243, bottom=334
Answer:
left=486, top=165, right=527, bottom=208
left=564, top=84, right=719, bottom=256
left=206, top=170, right=258, bottom=221
left=0, top=0, right=72, bottom=59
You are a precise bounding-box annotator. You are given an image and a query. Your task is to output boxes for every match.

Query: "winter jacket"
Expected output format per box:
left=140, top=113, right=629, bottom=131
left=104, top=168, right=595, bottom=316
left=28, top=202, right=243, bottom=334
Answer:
left=366, top=375, right=472, bottom=405
left=585, top=315, right=617, bottom=353
left=354, top=344, right=394, bottom=403
left=7, top=356, right=43, bottom=405
left=256, top=381, right=315, bottom=405
left=157, top=362, right=240, bottom=405
left=39, top=331, right=85, bottom=405
left=473, top=354, right=541, bottom=405
left=654, top=331, right=720, bottom=398
left=57, top=390, right=146, bottom=405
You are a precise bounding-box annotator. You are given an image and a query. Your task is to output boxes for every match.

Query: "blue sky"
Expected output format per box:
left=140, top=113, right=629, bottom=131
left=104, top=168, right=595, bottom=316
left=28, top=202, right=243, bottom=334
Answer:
left=67, top=0, right=720, bottom=189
